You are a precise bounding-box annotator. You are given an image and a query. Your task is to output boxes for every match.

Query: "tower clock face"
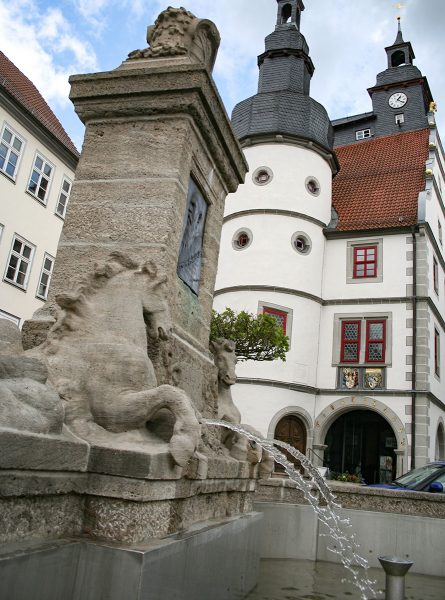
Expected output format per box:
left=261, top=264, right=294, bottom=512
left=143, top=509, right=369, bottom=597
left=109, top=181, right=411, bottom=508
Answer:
left=388, top=92, right=408, bottom=108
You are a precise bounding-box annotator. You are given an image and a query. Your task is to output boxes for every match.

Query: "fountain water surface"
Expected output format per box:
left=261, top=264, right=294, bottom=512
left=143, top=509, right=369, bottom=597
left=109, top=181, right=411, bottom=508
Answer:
left=203, top=419, right=380, bottom=600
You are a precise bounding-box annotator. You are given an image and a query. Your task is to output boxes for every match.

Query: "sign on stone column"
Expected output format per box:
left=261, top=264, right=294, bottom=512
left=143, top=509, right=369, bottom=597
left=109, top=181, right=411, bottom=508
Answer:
left=177, top=177, right=208, bottom=295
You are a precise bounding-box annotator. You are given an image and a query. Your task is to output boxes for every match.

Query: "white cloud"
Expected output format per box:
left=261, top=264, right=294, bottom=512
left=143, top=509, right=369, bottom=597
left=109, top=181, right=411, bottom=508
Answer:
left=0, top=0, right=98, bottom=109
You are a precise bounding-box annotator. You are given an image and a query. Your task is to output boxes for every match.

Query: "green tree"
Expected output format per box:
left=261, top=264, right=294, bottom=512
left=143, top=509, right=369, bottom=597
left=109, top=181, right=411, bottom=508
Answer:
left=210, top=308, right=289, bottom=362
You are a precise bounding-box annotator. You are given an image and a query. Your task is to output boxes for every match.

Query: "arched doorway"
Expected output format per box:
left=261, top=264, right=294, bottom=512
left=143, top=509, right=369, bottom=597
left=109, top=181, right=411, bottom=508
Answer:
left=324, top=410, right=397, bottom=484
left=274, top=415, right=307, bottom=472
left=436, top=423, right=445, bottom=460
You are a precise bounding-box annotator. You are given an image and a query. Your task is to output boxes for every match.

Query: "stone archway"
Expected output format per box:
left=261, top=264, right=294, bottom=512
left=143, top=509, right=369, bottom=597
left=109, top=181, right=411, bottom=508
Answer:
left=436, top=419, right=445, bottom=460
left=314, top=397, right=408, bottom=477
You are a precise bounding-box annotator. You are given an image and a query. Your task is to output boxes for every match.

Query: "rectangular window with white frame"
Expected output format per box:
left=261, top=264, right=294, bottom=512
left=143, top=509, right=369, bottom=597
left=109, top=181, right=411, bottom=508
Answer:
left=55, top=176, right=72, bottom=218
left=0, top=309, right=20, bottom=327
left=0, top=123, right=25, bottom=181
left=356, top=129, right=371, bottom=141
left=27, top=153, right=54, bottom=204
left=36, top=253, right=55, bottom=300
left=4, top=234, right=35, bottom=290
left=433, top=256, right=439, bottom=295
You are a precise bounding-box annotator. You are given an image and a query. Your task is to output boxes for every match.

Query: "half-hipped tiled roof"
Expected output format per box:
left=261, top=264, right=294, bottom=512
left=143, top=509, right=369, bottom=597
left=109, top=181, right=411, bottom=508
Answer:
left=0, top=51, right=79, bottom=158
left=332, top=128, right=429, bottom=231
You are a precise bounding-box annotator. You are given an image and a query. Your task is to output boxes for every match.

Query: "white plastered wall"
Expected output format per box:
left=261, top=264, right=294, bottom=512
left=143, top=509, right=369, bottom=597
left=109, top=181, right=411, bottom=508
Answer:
left=0, top=106, right=75, bottom=324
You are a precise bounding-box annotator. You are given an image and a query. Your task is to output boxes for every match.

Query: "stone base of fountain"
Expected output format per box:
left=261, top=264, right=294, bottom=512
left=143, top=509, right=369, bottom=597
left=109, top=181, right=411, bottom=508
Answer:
left=0, top=512, right=262, bottom=600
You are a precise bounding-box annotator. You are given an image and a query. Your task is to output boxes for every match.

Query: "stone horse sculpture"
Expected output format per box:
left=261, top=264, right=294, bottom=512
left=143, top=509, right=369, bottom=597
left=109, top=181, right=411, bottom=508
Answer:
left=210, top=338, right=273, bottom=478
left=35, top=252, right=201, bottom=468
left=0, top=319, right=64, bottom=434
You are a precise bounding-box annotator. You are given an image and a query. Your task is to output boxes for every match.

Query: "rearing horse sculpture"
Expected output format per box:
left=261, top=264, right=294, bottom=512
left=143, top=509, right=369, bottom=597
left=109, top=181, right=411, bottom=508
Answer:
left=36, top=252, right=201, bottom=468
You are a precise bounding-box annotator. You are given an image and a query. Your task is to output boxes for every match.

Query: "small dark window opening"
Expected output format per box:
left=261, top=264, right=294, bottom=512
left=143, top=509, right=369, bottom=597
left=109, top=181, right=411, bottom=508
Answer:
left=391, top=50, right=406, bottom=67
left=256, top=170, right=270, bottom=184
left=237, top=233, right=250, bottom=248
left=281, top=3, right=292, bottom=24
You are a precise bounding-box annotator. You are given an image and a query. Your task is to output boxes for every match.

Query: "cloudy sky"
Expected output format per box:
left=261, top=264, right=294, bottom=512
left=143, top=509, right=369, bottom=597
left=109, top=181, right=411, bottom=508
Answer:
left=1, top=0, right=444, bottom=150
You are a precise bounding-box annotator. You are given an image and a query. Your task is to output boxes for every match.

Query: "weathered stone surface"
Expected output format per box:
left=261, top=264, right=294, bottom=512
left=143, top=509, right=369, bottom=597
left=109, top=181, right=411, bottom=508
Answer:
left=0, top=495, right=84, bottom=543
left=256, top=478, right=445, bottom=519
left=29, top=252, right=201, bottom=473
left=0, top=320, right=64, bottom=435
left=84, top=491, right=254, bottom=543
left=0, top=429, right=89, bottom=472
left=128, top=7, right=221, bottom=73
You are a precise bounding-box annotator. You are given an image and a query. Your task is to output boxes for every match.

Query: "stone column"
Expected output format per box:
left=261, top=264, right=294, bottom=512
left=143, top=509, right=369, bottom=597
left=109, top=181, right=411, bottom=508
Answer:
left=312, top=444, right=328, bottom=467
left=24, top=8, right=248, bottom=413
left=394, top=449, right=406, bottom=478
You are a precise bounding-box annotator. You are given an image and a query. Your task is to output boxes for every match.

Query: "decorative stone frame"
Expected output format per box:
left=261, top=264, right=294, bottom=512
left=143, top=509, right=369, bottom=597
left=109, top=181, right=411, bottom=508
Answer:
left=291, top=231, right=312, bottom=255
left=232, top=228, right=253, bottom=251
left=313, top=397, right=408, bottom=477
left=332, top=311, right=393, bottom=367
left=258, top=300, right=293, bottom=344
left=346, top=238, right=383, bottom=284
left=252, top=166, right=273, bottom=186
left=267, top=406, right=314, bottom=457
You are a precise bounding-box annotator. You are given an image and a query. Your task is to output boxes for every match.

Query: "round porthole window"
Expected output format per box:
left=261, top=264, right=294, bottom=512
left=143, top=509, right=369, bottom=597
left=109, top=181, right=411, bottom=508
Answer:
left=253, top=167, right=273, bottom=186
left=232, top=228, right=253, bottom=250
left=291, top=232, right=312, bottom=255
left=305, top=176, right=321, bottom=196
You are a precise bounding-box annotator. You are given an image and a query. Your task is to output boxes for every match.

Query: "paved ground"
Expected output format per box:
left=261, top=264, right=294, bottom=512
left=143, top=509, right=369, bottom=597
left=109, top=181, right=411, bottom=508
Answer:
left=245, top=559, right=445, bottom=600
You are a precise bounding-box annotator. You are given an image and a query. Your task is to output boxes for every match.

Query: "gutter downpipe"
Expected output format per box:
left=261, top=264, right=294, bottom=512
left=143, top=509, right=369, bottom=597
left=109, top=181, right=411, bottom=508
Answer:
left=411, top=226, right=418, bottom=470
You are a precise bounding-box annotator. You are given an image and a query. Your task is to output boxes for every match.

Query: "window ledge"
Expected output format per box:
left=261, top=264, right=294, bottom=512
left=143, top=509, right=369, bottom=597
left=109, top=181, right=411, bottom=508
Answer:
left=3, top=278, right=28, bottom=293
left=25, top=190, right=48, bottom=207
left=0, top=169, right=17, bottom=184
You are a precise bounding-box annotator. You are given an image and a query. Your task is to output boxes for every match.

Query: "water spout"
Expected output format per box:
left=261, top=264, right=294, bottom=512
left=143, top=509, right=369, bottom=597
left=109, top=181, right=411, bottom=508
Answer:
left=203, top=418, right=379, bottom=600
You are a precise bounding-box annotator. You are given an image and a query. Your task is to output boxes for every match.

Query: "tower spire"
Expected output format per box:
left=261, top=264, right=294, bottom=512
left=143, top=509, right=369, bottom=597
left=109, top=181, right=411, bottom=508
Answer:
left=394, top=16, right=405, bottom=45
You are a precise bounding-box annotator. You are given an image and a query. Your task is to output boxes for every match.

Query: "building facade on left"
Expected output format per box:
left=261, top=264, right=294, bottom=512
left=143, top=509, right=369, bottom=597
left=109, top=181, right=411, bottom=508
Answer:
left=0, top=51, right=79, bottom=326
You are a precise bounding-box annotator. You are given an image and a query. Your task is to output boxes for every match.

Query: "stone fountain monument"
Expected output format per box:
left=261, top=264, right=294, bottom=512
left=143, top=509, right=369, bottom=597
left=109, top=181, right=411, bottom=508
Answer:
left=0, top=8, right=265, bottom=600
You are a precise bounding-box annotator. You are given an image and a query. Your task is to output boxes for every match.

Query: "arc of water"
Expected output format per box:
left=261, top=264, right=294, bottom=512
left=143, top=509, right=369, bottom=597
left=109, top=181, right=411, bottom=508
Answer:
left=203, top=418, right=379, bottom=600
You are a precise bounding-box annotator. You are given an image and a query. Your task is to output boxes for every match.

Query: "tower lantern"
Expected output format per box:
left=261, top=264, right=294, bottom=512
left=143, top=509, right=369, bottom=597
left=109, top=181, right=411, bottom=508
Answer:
left=276, top=0, right=304, bottom=29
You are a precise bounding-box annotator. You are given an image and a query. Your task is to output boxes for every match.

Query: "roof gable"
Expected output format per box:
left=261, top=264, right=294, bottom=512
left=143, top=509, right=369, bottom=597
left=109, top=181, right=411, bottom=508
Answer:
left=0, top=51, right=79, bottom=158
left=332, top=129, right=429, bottom=231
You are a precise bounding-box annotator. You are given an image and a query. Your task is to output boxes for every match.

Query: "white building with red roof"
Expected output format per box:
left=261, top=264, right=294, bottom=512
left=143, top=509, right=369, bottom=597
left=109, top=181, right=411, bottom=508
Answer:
left=0, top=51, right=79, bottom=326
left=214, top=0, right=445, bottom=480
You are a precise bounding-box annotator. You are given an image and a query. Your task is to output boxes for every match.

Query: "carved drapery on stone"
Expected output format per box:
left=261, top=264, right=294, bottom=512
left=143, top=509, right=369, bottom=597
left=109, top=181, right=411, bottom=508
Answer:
left=128, top=6, right=221, bottom=72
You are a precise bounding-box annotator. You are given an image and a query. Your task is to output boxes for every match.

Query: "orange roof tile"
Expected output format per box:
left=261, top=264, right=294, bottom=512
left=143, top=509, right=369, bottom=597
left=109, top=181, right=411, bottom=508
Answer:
left=0, top=51, right=79, bottom=158
left=332, top=128, right=429, bottom=231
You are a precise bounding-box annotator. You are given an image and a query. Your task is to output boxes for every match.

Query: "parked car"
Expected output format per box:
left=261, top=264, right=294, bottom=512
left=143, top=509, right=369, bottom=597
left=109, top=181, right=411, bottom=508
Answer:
left=368, top=461, right=445, bottom=493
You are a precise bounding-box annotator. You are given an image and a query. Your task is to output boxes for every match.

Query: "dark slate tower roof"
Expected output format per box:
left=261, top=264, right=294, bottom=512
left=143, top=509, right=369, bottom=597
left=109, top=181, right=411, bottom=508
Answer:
left=231, top=0, right=336, bottom=171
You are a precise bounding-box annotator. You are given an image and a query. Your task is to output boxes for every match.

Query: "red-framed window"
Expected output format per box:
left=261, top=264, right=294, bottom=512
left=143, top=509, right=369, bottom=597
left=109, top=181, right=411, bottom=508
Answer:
left=340, top=320, right=361, bottom=363
left=433, top=257, right=439, bottom=295
left=353, top=246, right=377, bottom=279
left=435, top=329, right=440, bottom=377
left=365, top=320, right=386, bottom=363
left=263, top=306, right=288, bottom=334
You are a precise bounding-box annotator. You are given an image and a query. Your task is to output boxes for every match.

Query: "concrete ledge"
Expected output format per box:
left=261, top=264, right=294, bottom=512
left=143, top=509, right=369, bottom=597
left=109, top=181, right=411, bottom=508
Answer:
left=0, top=513, right=262, bottom=600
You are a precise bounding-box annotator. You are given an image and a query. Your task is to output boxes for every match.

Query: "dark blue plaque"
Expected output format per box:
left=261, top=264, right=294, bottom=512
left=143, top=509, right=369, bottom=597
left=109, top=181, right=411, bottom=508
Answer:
left=177, top=178, right=208, bottom=295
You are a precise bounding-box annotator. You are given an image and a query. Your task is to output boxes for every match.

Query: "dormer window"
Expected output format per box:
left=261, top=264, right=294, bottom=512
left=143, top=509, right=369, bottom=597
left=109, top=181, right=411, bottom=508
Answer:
left=356, top=129, right=371, bottom=141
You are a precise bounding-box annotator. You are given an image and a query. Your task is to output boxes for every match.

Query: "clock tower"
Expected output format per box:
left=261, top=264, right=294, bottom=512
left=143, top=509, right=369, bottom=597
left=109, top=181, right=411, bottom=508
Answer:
left=367, top=19, right=433, bottom=137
